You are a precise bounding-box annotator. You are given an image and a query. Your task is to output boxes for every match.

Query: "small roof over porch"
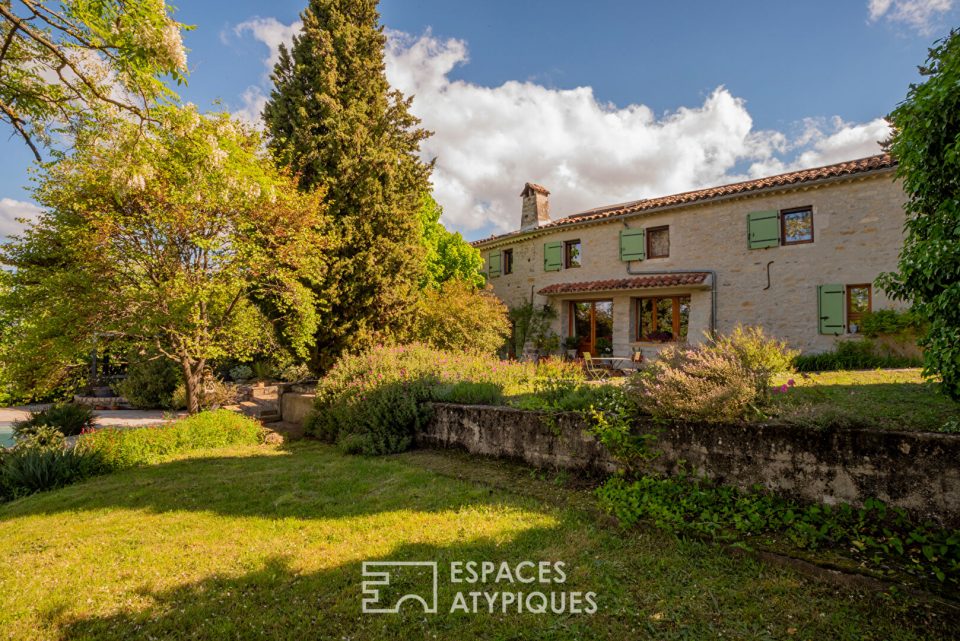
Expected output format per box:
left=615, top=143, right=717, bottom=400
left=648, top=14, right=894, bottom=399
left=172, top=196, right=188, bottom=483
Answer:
left=537, top=272, right=710, bottom=296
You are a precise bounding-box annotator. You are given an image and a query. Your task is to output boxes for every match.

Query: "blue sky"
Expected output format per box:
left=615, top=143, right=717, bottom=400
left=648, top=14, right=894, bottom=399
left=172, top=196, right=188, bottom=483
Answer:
left=1, top=0, right=957, bottom=240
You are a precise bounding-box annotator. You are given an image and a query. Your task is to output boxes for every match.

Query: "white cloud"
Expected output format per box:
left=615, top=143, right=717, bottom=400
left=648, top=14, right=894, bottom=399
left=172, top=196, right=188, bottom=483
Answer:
left=233, top=17, right=302, bottom=70
left=233, top=22, right=890, bottom=235
left=868, top=0, right=954, bottom=34
left=232, top=85, right=269, bottom=129
left=0, top=198, right=42, bottom=240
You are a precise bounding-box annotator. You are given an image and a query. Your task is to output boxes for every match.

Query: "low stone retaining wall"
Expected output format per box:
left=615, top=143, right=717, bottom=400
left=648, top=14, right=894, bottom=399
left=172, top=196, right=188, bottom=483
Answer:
left=423, top=403, right=960, bottom=527
left=280, top=392, right=315, bottom=426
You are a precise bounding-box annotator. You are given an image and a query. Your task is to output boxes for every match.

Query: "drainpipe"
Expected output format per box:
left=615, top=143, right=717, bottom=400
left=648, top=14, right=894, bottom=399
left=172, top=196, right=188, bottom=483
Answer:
left=624, top=264, right=718, bottom=336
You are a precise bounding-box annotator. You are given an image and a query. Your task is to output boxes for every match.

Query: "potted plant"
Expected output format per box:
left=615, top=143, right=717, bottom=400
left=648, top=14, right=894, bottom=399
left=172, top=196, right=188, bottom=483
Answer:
left=563, top=335, right=580, bottom=359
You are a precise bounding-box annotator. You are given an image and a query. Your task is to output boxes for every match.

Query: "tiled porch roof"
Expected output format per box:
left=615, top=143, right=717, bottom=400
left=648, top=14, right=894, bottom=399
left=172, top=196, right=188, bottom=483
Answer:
left=538, top=272, right=709, bottom=295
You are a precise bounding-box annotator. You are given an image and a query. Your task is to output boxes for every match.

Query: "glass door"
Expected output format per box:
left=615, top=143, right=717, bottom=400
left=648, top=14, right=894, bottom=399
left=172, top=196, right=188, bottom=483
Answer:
left=569, top=300, right=614, bottom=356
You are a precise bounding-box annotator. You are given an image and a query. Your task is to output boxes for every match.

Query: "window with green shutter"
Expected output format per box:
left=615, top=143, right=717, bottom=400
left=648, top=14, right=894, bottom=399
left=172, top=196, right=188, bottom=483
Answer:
left=818, top=284, right=845, bottom=335
left=488, top=250, right=502, bottom=278
left=747, top=211, right=780, bottom=249
left=619, top=228, right=645, bottom=261
left=544, top=241, right=562, bottom=271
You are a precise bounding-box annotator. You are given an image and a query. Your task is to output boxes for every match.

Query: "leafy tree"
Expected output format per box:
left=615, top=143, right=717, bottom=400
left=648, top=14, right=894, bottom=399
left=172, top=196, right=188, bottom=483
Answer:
left=0, top=106, right=329, bottom=413
left=410, top=279, right=510, bottom=354
left=881, top=31, right=960, bottom=400
left=263, top=0, right=431, bottom=371
left=0, top=0, right=188, bottom=160
left=419, top=193, right=484, bottom=289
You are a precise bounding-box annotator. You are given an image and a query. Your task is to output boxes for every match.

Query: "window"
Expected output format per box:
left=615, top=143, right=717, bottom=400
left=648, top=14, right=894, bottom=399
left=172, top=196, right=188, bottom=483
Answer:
left=846, top=284, right=871, bottom=332
left=781, top=207, right=813, bottom=245
left=636, top=296, right=690, bottom=342
left=564, top=240, right=581, bottom=268
left=502, top=248, right=513, bottom=275
left=568, top=300, right=614, bottom=355
left=646, top=226, right=670, bottom=258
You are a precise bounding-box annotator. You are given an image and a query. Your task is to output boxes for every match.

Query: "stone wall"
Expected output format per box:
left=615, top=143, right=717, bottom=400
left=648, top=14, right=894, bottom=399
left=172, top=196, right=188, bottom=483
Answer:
left=424, top=403, right=960, bottom=527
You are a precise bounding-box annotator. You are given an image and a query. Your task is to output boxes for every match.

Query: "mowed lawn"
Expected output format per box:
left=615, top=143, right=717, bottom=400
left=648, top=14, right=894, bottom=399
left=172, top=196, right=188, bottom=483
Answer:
left=770, top=368, right=960, bottom=432
left=0, top=442, right=953, bottom=641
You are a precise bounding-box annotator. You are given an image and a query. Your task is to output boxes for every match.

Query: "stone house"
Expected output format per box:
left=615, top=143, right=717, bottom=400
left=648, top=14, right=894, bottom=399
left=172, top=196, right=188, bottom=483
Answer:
left=472, top=154, right=907, bottom=360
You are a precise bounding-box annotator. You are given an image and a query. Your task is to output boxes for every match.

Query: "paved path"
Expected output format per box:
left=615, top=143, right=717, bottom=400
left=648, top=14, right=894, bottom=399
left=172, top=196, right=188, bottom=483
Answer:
left=0, top=406, right=187, bottom=447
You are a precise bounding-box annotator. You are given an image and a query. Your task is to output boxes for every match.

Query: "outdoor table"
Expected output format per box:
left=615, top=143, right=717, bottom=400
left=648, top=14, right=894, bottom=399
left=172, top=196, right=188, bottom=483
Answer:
left=590, top=357, right=627, bottom=372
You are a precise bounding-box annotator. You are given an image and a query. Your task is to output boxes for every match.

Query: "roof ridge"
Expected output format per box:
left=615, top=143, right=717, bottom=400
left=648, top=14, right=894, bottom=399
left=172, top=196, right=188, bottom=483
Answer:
left=475, top=153, right=895, bottom=246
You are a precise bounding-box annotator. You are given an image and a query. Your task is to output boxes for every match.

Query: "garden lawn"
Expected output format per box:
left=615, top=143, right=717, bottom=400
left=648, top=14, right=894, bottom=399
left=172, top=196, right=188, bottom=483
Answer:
left=769, top=368, right=960, bottom=432
left=0, top=442, right=953, bottom=641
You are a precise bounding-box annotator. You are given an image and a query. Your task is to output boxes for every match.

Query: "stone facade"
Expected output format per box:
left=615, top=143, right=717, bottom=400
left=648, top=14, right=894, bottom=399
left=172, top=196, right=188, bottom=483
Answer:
left=475, top=159, right=907, bottom=355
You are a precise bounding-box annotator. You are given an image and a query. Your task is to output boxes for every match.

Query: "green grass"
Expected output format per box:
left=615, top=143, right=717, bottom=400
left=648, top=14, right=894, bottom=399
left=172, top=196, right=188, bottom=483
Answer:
left=0, top=442, right=954, bottom=640
left=769, top=368, right=960, bottom=432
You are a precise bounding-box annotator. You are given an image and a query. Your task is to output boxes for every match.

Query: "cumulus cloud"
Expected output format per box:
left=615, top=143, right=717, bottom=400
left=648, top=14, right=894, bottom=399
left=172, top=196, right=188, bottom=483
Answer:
left=868, top=0, right=954, bottom=34
left=232, top=21, right=890, bottom=236
left=0, top=198, right=42, bottom=240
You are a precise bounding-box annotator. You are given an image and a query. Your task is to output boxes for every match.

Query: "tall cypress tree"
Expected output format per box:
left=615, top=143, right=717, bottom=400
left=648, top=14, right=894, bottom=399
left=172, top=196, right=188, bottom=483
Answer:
left=263, top=0, right=431, bottom=370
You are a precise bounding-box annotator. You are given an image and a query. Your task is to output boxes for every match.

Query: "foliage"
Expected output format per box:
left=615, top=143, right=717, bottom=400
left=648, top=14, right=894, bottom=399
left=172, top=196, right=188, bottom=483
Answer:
left=433, top=381, right=505, bottom=406
left=793, top=340, right=921, bottom=372
left=508, top=301, right=557, bottom=358
left=10, top=424, right=65, bottom=452
left=0, top=0, right=188, bottom=160
left=860, top=309, right=928, bottom=338
left=264, top=0, right=432, bottom=372
left=418, top=194, right=484, bottom=289
left=279, top=363, right=313, bottom=383
left=77, top=410, right=263, bottom=470
left=170, top=378, right=237, bottom=412
left=597, top=475, right=960, bottom=592
left=229, top=365, right=254, bottom=382
left=410, top=279, right=511, bottom=354
left=114, top=358, right=181, bottom=409
left=306, top=344, right=538, bottom=453
left=0, top=445, right=104, bottom=501
left=629, top=326, right=796, bottom=424
left=0, top=105, right=329, bottom=413
left=881, top=30, right=960, bottom=400
left=13, top=403, right=95, bottom=437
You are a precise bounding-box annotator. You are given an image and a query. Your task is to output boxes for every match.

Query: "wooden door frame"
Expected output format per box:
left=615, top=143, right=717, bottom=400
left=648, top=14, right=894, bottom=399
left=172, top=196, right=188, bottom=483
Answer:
left=568, top=299, right=613, bottom=356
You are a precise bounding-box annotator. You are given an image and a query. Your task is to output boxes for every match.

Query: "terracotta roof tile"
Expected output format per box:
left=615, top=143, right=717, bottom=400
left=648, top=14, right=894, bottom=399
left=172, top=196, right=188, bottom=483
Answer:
left=538, top=273, right=709, bottom=295
left=479, top=154, right=895, bottom=246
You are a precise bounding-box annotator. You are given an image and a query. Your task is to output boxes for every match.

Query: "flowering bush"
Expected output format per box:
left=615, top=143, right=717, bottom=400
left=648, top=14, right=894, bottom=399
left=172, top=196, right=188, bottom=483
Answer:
left=306, top=344, right=584, bottom=454
left=630, top=326, right=796, bottom=424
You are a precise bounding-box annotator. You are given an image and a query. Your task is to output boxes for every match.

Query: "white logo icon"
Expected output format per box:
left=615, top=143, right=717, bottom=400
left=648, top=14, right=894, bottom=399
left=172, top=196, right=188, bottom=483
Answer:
left=361, top=561, right=439, bottom=614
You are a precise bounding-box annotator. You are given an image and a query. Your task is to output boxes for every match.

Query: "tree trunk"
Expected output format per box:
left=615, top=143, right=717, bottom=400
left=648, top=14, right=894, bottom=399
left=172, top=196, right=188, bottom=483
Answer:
left=181, top=359, right=203, bottom=415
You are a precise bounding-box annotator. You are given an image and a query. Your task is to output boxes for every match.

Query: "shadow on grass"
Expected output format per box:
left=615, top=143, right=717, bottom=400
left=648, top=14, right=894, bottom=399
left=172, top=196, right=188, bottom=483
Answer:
left=0, top=442, right=540, bottom=523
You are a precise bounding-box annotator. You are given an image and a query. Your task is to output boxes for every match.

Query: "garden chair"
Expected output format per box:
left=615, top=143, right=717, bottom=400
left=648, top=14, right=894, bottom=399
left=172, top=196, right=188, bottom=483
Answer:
left=582, top=353, right=610, bottom=381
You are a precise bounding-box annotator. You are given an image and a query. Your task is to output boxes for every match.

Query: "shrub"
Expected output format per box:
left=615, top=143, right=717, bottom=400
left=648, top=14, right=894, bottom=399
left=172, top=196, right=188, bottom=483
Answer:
left=434, top=381, right=505, bottom=406
left=412, top=279, right=511, bottom=355
left=307, top=344, right=542, bottom=453
left=793, top=339, right=922, bottom=372
left=0, top=446, right=105, bottom=501
left=115, top=358, right=181, bottom=409
left=629, top=345, right=756, bottom=424
left=860, top=309, right=927, bottom=338
left=228, top=364, right=253, bottom=382
left=629, top=326, right=796, bottom=424
left=11, top=424, right=66, bottom=451
left=78, top=410, right=263, bottom=470
left=279, top=362, right=312, bottom=383
left=13, top=402, right=96, bottom=437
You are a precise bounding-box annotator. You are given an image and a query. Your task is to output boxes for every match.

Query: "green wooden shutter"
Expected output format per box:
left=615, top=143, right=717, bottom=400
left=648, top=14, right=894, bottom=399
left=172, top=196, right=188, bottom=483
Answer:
left=747, top=211, right=780, bottom=249
left=544, top=241, right=562, bottom=271
left=488, top=250, right=502, bottom=278
left=619, top=228, right=646, bottom=261
left=818, top=284, right=845, bottom=335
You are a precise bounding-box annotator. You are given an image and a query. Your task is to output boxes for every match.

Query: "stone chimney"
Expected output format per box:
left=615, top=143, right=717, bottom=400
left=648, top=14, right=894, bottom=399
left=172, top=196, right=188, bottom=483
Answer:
left=520, top=183, right=551, bottom=231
